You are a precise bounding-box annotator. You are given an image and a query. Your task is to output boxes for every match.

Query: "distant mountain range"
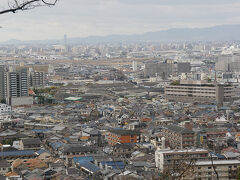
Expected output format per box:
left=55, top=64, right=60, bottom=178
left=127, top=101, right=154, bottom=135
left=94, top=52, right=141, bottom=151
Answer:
left=2, top=24, right=240, bottom=44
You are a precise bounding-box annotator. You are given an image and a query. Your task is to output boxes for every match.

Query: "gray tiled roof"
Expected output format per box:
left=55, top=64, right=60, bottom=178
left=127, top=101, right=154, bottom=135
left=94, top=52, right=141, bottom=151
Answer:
left=165, top=125, right=194, bottom=134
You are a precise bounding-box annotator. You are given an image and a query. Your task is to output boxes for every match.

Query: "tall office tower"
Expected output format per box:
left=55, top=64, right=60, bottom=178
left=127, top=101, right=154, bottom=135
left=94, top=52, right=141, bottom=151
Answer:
left=0, top=66, right=7, bottom=101
left=30, top=71, right=45, bottom=87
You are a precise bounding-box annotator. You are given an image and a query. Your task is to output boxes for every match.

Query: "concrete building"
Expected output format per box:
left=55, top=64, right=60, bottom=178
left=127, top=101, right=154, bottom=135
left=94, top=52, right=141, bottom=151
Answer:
left=144, top=62, right=172, bottom=78
left=107, top=129, right=140, bottom=146
left=155, top=148, right=209, bottom=172
left=6, top=67, right=29, bottom=98
left=192, top=160, right=240, bottom=180
left=165, top=80, right=235, bottom=105
left=0, top=104, right=11, bottom=114
left=216, top=55, right=240, bottom=72
left=30, top=71, right=45, bottom=87
left=159, top=124, right=195, bottom=149
left=144, top=61, right=190, bottom=78
left=132, top=61, right=138, bottom=71
left=0, top=66, right=7, bottom=101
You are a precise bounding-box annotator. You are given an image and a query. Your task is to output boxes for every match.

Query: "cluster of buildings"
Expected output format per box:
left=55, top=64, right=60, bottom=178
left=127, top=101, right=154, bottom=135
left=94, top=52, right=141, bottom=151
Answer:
left=0, top=41, right=240, bottom=179
left=0, top=64, right=46, bottom=106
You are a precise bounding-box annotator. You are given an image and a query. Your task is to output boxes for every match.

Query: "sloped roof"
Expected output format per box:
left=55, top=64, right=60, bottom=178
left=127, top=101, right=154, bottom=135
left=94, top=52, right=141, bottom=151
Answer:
left=109, top=129, right=140, bottom=136
left=63, top=145, right=96, bottom=153
left=0, top=150, right=35, bottom=157
left=100, top=161, right=125, bottom=169
left=22, top=138, right=41, bottom=146
left=78, top=161, right=100, bottom=173
left=0, top=160, right=10, bottom=168
left=73, top=156, right=93, bottom=164
left=165, top=125, right=194, bottom=134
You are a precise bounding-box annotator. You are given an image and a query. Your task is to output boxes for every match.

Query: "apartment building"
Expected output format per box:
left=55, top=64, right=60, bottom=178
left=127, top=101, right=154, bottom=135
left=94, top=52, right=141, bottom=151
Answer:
left=107, top=129, right=140, bottom=145
left=144, top=61, right=191, bottom=78
left=30, top=71, right=45, bottom=87
left=155, top=148, right=209, bottom=172
left=192, top=160, right=240, bottom=180
left=165, top=80, right=235, bottom=105
left=0, top=103, right=11, bottom=114
left=159, top=124, right=195, bottom=149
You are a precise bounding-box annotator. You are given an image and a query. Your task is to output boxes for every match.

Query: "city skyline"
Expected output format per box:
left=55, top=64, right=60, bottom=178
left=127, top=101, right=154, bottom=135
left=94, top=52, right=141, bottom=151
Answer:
left=0, top=0, right=240, bottom=41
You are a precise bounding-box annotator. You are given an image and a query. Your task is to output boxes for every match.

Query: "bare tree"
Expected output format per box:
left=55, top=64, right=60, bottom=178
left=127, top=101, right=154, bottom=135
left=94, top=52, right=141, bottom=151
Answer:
left=0, top=0, right=58, bottom=15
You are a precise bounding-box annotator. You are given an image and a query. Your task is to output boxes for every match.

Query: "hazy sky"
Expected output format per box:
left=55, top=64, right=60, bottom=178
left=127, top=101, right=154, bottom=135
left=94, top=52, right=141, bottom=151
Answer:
left=0, top=0, right=240, bottom=41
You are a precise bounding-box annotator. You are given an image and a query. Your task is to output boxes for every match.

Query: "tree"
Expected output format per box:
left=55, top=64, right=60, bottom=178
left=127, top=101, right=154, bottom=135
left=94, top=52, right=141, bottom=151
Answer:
left=237, top=167, right=240, bottom=180
left=0, top=0, right=58, bottom=15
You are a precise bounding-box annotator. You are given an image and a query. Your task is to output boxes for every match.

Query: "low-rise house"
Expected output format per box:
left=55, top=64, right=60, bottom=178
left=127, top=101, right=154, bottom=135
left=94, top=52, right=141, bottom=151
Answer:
left=0, top=160, right=10, bottom=175
left=51, top=126, right=68, bottom=134
left=19, top=138, right=41, bottom=150
left=63, top=145, right=97, bottom=157
left=112, top=143, right=136, bottom=158
left=0, top=150, right=37, bottom=162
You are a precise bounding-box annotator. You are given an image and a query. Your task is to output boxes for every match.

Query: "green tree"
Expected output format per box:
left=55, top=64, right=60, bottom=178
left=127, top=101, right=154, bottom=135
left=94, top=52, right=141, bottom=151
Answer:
left=237, top=167, right=240, bottom=180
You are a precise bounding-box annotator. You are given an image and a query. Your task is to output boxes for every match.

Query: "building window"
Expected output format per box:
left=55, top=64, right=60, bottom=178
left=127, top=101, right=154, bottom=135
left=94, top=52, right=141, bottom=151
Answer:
left=208, top=167, right=211, bottom=169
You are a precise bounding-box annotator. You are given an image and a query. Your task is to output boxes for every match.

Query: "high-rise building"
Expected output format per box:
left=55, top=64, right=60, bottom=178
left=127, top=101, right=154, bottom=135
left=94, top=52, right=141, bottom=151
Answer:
left=30, top=71, right=45, bottom=87
left=132, top=61, right=138, bottom=71
left=216, top=55, right=240, bottom=72
left=7, top=67, right=29, bottom=98
left=0, top=66, right=31, bottom=105
left=17, top=67, right=29, bottom=97
left=64, top=34, right=67, bottom=46
left=0, top=66, right=7, bottom=101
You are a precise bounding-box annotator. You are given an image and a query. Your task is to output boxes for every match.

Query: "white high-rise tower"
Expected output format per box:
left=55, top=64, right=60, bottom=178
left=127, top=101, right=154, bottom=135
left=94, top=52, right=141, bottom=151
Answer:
left=132, top=61, right=137, bottom=71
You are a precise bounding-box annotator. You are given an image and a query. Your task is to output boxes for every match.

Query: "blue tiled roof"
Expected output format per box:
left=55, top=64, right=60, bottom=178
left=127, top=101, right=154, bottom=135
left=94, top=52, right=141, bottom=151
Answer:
left=36, top=149, right=48, bottom=155
left=100, top=161, right=125, bottom=169
left=49, top=142, right=65, bottom=150
left=79, top=161, right=100, bottom=173
left=73, top=156, right=93, bottom=164
left=210, top=152, right=225, bottom=159
left=0, top=150, right=35, bottom=157
left=32, top=129, right=49, bottom=133
left=64, top=137, right=70, bottom=141
left=197, top=105, right=216, bottom=109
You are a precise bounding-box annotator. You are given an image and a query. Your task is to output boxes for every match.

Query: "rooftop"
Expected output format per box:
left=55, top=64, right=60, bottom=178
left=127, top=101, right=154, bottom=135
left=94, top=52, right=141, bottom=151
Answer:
left=109, top=129, right=140, bottom=136
left=165, top=125, right=194, bottom=134
left=196, top=160, right=240, bottom=166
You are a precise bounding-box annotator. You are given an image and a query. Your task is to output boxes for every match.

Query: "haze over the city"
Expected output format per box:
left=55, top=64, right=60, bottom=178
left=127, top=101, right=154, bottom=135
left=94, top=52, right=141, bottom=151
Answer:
left=1, top=0, right=240, bottom=41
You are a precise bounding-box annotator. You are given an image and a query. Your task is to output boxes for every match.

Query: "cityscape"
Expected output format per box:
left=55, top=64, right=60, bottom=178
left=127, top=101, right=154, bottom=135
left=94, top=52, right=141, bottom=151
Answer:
left=1, top=0, right=240, bottom=180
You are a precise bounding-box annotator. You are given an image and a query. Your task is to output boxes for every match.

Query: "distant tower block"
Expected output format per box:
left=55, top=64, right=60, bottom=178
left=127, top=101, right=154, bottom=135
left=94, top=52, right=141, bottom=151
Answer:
left=64, top=34, right=67, bottom=46
left=132, top=61, right=138, bottom=71
left=19, top=62, right=24, bottom=67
